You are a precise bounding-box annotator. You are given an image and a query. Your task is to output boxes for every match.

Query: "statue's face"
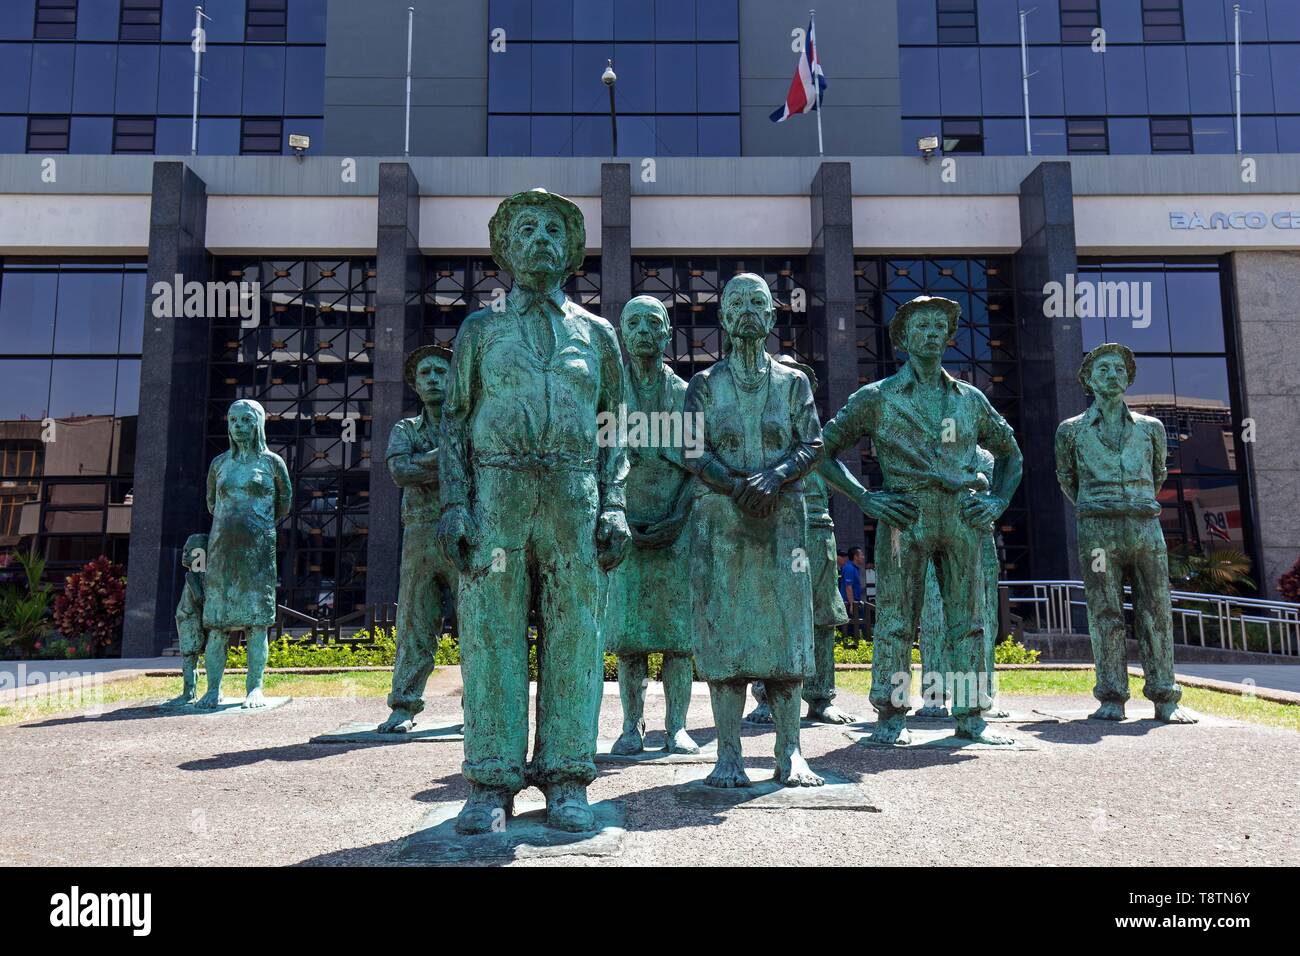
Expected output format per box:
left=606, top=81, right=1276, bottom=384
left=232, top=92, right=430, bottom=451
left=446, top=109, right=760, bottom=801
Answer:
left=620, top=301, right=671, bottom=358
left=720, top=279, right=775, bottom=342
left=902, top=307, right=950, bottom=359
left=414, top=354, right=450, bottom=405
left=228, top=405, right=258, bottom=444
left=1087, top=352, right=1130, bottom=398
left=506, top=205, right=568, bottom=280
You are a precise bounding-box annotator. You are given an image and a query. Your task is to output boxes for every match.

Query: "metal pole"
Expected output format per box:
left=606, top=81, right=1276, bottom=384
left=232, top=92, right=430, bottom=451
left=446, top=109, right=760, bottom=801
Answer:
left=404, top=6, right=414, bottom=157
left=190, top=5, right=209, bottom=155
left=1233, top=4, right=1243, bottom=154
left=811, top=9, right=823, bottom=157
left=1019, top=9, right=1032, bottom=155
left=606, top=60, right=618, bottom=157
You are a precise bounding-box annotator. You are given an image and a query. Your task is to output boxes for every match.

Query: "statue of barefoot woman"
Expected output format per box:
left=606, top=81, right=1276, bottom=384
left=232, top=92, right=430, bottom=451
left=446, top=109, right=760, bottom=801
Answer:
left=683, top=273, right=824, bottom=788
left=196, top=399, right=291, bottom=710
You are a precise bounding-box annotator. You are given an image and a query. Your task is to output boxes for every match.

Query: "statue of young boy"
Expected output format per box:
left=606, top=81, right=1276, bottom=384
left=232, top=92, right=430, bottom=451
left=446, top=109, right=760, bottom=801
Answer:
left=170, top=533, right=208, bottom=705
left=606, top=296, right=700, bottom=756
left=1055, top=343, right=1195, bottom=723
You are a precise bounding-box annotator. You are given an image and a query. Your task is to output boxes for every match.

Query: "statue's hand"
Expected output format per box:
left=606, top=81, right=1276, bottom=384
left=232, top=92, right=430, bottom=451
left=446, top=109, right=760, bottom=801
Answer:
left=634, top=506, right=689, bottom=549
left=436, top=506, right=478, bottom=573
left=736, top=470, right=781, bottom=517
left=596, top=509, right=631, bottom=571
left=960, top=492, right=1005, bottom=529
left=861, top=491, right=918, bottom=529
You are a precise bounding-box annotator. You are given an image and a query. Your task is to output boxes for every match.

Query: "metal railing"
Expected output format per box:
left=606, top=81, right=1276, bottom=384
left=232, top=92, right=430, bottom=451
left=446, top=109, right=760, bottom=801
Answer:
left=271, top=603, right=399, bottom=644
left=999, top=579, right=1300, bottom=657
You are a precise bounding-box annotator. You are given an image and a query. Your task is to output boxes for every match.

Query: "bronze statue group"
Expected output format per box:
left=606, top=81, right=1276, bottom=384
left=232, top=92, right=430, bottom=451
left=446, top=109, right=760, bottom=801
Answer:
left=176, top=189, right=1195, bottom=839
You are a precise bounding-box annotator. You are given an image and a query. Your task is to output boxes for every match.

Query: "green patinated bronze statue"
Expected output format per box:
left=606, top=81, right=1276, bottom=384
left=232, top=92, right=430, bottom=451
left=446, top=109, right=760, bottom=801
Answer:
left=818, top=296, right=1023, bottom=745
left=1056, top=343, right=1196, bottom=723
left=606, top=295, right=700, bottom=756
left=438, top=188, right=631, bottom=834
left=684, top=274, right=823, bottom=788
left=170, top=533, right=208, bottom=705
left=747, top=356, right=857, bottom=726
left=378, top=345, right=458, bottom=733
left=197, top=399, right=292, bottom=710
left=916, top=446, right=1008, bottom=718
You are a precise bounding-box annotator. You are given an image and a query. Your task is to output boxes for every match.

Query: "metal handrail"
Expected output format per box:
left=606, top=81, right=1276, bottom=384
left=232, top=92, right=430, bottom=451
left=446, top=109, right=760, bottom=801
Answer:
left=998, top=579, right=1300, bottom=657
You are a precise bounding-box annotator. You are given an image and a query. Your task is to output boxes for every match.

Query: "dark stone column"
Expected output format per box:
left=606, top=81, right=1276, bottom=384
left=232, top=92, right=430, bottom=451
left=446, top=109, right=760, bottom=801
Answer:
left=1014, top=161, right=1087, bottom=580
left=600, top=163, right=631, bottom=328
left=366, top=162, right=421, bottom=608
left=122, top=162, right=210, bottom=657
left=810, top=161, right=865, bottom=554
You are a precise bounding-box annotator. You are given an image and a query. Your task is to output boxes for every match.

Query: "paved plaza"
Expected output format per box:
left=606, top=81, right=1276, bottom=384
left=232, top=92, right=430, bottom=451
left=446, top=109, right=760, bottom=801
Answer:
left=1, top=679, right=1295, bottom=868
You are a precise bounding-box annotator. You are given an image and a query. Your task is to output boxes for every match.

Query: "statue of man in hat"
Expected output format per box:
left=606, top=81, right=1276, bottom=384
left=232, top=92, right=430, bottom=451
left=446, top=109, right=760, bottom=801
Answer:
left=378, top=344, right=457, bottom=733
left=1056, top=343, right=1196, bottom=723
left=438, top=188, right=630, bottom=834
left=817, top=295, right=1023, bottom=745
left=606, top=295, right=700, bottom=756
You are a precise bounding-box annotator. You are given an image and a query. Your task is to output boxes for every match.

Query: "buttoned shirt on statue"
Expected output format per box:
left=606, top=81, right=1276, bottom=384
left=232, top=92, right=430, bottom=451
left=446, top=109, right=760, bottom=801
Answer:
left=387, top=414, right=440, bottom=527
left=439, top=284, right=627, bottom=512
left=821, top=363, right=1017, bottom=493
left=1055, top=402, right=1168, bottom=518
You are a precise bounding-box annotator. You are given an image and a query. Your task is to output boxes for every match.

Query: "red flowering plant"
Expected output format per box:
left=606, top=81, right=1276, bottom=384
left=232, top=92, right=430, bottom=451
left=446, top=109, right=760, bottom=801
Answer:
left=1280, top=556, right=1300, bottom=604
left=53, top=556, right=127, bottom=656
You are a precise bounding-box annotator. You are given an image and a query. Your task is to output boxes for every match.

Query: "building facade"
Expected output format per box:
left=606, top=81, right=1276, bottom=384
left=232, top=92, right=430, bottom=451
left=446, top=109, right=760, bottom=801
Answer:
left=0, top=0, right=1295, bottom=655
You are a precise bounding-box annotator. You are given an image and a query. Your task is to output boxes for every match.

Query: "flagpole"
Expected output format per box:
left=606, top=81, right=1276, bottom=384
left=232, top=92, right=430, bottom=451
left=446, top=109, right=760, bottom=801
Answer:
left=811, top=9, right=823, bottom=157
left=404, top=6, right=414, bottom=158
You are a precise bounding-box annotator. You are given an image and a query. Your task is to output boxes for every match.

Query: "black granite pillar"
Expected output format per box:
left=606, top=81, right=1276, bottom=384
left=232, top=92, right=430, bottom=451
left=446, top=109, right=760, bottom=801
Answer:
left=810, top=161, right=865, bottom=554
left=366, top=162, right=422, bottom=608
left=121, top=162, right=211, bottom=657
left=1014, top=162, right=1087, bottom=580
left=600, top=163, right=631, bottom=329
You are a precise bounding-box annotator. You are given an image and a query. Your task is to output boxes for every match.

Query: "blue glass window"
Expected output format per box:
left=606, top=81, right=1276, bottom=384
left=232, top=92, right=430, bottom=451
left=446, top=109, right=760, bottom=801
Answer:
left=0, top=272, right=57, bottom=354
left=1267, top=0, right=1300, bottom=39
left=246, top=0, right=288, bottom=43
left=0, top=361, right=52, bottom=421
left=697, top=0, right=737, bottom=41
left=655, top=43, right=696, bottom=112
left=198, top=116, right=240, bottom=154
left=35, top=0, right=77, bottom=40
left=1026, top=2, right=1061, bottom=43
left=573, top=0, right=613, bottom=39
left=937, top=0, right=979, bottom=44
left=616, top=114, right=657, bottom=156
left=615, top=0, right=654, bottom=40
left=115, top=44, right=160, bottom=115
left=1241, top=115, right=1277, bottom=153
left=288, top=0, right=326, bottom=42
left=204, top=0, right=248, bottom=43
left=1240, top=44, right=1274, bottom=113
left=119, top=1, right=163, bottom=41
left=532, top=43, right=573, bottom=112
left=1271, top=44, right=1300, bottom=112
left=656, top=115, right=695, bottom=155
left=242, top=46, right=286, bottom=116
left=899, top=0, right=938, bottom=43
left=157, top=44, right=194, bottom=114
left=1108, top=117, right=1152, bottom=153
left=0, top=1, right=36, bottom=41
left=489, top=114, right=531, bottom=155
left=697, top=43, right=739, bottom=112
left=73, top=45, right=118, bottom=114
left=573, top=42, right=613, bottom=111
left=200, top=45, right=245, bottom=116
left=489, top=0, right=532, bottom=40
left=0, top=44, right=34, bottom=112
left=1104, top=46, right=1149, bottom=114
left=285, top=46, right=325, bottom=115
left=113, top=117, right=156, bottom=153
left=55, top=273, right=124, bottom=353
left=240, top=117, right=282, bottom=153
left=1277, top=117, right=1300, bottom=151
left=978, top=47, right=1020, bottom=116
left=70, top=116, right=114, bottom=154
left=532, top=0, right=573, bottom=40
left=77, top=0, right=123, bottom=40
left=489, top=45, right=532, bottom=112
left=0, top=117, right=28, bottom=152
left=29, top=44, right=75, bottom=113
left=1182, top=0, right=1227, bottom=41
left=531, top=114, right=572, bottom=155
left=1191, top=116, right=1235, bottom=153
left=696, top=115, right=738, bottom=156
left=1144, top=45, right=1190, bottom=114
left=1062, top=46, right=1107, bottom=115
left=1026, top=46, right=1065, bottom=116
left=655, top=0, right=695, bottom=41
left=1030, top=117, right=1067, bottom=155
left=900, top=47, right=941, bottom=115
left=154, top=116, right=190, bottom=153
left=982, top=118, right=1026, bottom=155
left=162, top=0, right=197, bottom=41
left=1099, top=0, right=1144, bottom=41
left=572, top=113, right=613, bottom=154
left=1187, top=45, right=1232, bottom=113
left=938, top=47, right=981, bottom=114
left=27, top=116, right=70, bottom=152
left=1166, top=270, right=1225, bottom=352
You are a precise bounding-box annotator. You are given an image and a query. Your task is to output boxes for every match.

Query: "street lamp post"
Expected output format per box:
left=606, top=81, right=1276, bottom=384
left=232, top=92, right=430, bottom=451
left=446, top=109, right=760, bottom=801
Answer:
left=602, top=59, right=618, bottom=158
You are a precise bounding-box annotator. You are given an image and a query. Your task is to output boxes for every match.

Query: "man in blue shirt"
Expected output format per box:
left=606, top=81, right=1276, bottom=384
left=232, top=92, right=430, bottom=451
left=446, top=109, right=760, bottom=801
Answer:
left=840, top=548, right=862, bottom=642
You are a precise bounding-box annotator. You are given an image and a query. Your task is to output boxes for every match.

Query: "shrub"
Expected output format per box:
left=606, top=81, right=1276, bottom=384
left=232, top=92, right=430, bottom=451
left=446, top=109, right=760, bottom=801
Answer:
left=992, top=636, right=1040, bottom=664
left=1279, top=556, right=1300, bottom=604
left=0, top=552, right=54, bottom=658
left=53, top=556, right=126, bottom=655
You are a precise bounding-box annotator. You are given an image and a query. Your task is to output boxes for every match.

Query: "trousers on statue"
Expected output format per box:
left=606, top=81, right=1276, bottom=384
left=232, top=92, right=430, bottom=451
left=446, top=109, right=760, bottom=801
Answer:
left=387, top=521, right=456, bottom=714
left=870, top=488, right=986, bottom=720
left=458, top=466, right=604, bottom=794
left=1077, top=515, right=1181, bottom=706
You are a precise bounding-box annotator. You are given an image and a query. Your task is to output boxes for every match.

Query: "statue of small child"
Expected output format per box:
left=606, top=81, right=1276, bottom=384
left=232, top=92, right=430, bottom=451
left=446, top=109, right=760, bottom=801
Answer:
left=171, top=533, right=208, bottom=705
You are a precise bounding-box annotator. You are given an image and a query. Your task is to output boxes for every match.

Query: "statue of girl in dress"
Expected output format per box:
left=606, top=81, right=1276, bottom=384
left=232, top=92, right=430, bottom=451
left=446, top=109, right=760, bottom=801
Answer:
left=683, top=274, right=824, bottom=788
left=196, top=399, right=292, bottom=710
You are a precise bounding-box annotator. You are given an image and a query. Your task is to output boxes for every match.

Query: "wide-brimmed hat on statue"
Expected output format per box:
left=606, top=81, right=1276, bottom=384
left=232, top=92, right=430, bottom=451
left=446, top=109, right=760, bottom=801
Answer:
left=488, top=187, right=587, bottom=276
left=888, top=295, right=961, bottom=351
left=775, top=354, right=818, bottom=393
left=404, top=344, right=453, bottom=388
left=1078, top=342, right=1137, bottom=395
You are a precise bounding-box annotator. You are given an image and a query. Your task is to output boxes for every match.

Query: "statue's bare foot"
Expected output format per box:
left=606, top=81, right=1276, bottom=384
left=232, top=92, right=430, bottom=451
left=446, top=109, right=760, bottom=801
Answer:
left=1154, top=701, right=1198, bottom=724
left=743, top=702, right=774, bottom=724
left=1088, top=701, right=1126, bottom=721
left=545, top=783, right=596, bottom=833
left=665, top=728, right=700, bottom=754
left=915, top=704, right=950, bottom=719
left=868, top=714, right=911, bottom=746
left=377, top=708, right=416, bottom=733
left=807, top=704, right=858, bottom=725
left=954, top=715, right=1015, bottom=746
left=194, top=688, right=222, bottom=711
left=982, top=705, right=1011, bottom=719
left=704, top=752, right=750, bottom=788
left=241, top=688, right=267, bottom=710
left=775, top=751, right=824, bottom=787
left=455, top=786, right=513, bottom=835
left=610, top=726, right=645, bottom=755
left=166, top=687, right=198, bottom=707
